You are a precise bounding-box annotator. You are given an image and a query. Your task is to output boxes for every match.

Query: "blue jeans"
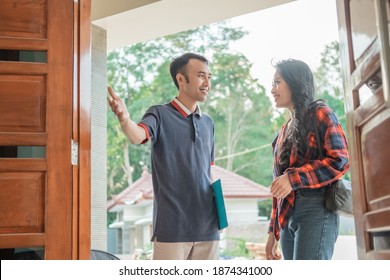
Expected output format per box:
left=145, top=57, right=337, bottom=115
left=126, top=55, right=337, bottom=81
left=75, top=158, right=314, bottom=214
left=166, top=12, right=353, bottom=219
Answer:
left=280, top=188, right=339, bottom=260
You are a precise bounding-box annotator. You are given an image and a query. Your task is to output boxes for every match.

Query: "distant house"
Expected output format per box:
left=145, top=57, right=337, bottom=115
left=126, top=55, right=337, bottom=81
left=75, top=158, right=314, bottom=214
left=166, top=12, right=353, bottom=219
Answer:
left=107, top=165, right=272, bottom=255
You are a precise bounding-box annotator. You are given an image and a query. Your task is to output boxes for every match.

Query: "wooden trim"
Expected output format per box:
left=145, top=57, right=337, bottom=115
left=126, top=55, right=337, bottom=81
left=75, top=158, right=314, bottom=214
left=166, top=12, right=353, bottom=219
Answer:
left=344, top=0, right=355, bottom=73
left=0, top=133, right=47, bottom=146
left=77, top=0, right=92, bottom=260
left=366, top=251, right=390, bottom=259
left=44, top=0, right=74, bottom=260
left=0, top=63, right=48, bottom=74
left=72, top=2, right=80, bottom=260
left=0, top=159, right=46, bottom=172
left=375, top=0, right=390, bottom=106
left=0, top=234, right=45, bottom=248
left=350, top=41, right=381, bottom=92
left=368, top=195, right=390, bottom=211
left=0, top=38, right=48, bottom=50
left=354, top=90, right=385, bottom=127
left=364, top=208, right=390, bottom=232
left=336, top=0, right=355, bottom=114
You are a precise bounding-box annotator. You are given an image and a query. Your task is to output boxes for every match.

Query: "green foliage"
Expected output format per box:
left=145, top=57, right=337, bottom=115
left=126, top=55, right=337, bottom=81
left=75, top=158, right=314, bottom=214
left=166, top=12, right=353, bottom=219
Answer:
left=207, top=52, right=275, bottom=186
left=107, top=212, right=116, bottom=227
left=258, top=199, right=272, bottom=218
left=220, top=237, right=249, bottom=258
left=313, top=41, right=347, bottom=132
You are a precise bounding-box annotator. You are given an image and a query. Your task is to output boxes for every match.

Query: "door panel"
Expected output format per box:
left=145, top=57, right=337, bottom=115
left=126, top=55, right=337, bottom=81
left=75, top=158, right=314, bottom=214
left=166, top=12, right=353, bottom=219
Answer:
left=337, top=0, right=390, bottom=259
left=349, top=0, right=377, bottom=61
left=0, top=75, right=46, bottom=131
left=0, top=172, right=45, bottom=233
left=0, top=0, right=47, bottom=38
left=361, top=113, right=390, bottom=206
left=0, top=0, right=75, bottom=259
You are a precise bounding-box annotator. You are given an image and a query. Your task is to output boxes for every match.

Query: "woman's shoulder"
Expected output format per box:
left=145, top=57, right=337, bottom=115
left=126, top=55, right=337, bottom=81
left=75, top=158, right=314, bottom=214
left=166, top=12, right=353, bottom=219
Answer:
left=312, top=101, right=340, bottom=126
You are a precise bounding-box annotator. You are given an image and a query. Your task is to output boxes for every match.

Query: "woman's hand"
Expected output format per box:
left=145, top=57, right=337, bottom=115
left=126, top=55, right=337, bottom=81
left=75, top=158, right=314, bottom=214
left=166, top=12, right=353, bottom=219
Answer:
left=265, top=232, right=282, bottom=260
left=270, top=173, right=293, bottom=199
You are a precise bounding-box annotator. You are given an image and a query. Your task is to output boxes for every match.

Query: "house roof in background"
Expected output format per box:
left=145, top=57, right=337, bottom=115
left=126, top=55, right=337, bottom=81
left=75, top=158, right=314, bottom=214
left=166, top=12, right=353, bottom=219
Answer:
left=212, top=165, right=271, bottom=199
left=107, top=165, right=271, bottom=211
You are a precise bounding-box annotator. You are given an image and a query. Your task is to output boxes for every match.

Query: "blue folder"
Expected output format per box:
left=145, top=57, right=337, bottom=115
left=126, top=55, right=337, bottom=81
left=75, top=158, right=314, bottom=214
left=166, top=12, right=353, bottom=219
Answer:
left=211, top=179, right=228, bottom=230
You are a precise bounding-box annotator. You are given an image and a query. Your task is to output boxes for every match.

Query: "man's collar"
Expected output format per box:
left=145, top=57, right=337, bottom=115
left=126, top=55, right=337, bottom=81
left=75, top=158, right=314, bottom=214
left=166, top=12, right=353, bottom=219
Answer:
left=170, top=97, right=202, bottom=118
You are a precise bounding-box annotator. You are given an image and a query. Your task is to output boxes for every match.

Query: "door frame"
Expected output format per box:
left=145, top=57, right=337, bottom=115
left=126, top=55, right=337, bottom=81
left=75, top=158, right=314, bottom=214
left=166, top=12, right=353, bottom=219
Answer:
left=73, top=0, right=92, bottom=260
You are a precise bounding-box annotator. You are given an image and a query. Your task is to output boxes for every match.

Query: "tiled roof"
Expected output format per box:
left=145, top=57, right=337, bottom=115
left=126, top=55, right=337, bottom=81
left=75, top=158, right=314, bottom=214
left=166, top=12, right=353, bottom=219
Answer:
left=107, top=165, right=271, bottom=210
left=107, top=168, right=153, bottom=210
left=212, top=165, right=271, bottom=199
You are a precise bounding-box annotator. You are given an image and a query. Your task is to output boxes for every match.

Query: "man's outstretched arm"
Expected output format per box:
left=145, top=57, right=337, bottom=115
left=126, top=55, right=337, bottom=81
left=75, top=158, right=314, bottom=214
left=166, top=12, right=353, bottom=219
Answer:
left=107, top=86, right=147, bottom=144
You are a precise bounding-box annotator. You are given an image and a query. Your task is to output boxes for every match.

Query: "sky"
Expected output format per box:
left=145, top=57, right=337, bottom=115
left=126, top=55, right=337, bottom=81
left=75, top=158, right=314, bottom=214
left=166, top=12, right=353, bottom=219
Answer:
left=226, top=0, right=339, bottom=95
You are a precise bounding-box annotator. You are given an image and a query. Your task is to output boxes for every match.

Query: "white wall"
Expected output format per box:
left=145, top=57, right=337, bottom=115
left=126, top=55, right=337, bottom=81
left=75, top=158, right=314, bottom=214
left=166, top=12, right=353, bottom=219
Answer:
left=225, top=199, right=259, bottom=224
left=91, top=24, right=108, bottom=251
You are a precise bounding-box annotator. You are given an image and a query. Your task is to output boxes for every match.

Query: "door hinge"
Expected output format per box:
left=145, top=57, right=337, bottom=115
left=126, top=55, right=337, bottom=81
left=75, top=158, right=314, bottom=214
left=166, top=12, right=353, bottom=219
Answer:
left=71, top=139, right=79, bottom=166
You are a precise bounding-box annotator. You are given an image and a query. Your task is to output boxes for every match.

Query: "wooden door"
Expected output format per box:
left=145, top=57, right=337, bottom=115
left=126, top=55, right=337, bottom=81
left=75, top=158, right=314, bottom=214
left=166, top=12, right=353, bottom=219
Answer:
left=0, top=0, right=91, bottom=259
left=336, top=0, right=390, bottom=259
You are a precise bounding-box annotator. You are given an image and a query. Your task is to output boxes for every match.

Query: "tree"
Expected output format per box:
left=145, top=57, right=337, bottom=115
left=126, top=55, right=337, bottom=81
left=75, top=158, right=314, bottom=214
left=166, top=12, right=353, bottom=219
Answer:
left=313, top=41, right=347, bottom=131
left=208, top=52, right=274, bottom=185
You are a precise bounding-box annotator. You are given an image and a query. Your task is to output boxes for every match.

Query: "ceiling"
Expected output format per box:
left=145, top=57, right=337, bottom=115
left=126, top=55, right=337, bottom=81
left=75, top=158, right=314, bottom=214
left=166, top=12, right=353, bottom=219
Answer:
left=92, top=0, right=296, bottom=50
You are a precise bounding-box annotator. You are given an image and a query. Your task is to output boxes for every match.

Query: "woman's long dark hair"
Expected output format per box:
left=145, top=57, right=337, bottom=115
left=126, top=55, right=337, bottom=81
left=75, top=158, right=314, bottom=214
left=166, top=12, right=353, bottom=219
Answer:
left=274, top=59, right=316, bottom=169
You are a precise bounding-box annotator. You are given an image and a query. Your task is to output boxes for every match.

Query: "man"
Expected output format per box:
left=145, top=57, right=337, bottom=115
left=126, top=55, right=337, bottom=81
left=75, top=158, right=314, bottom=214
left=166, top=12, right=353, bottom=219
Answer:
left=108, top=53, right=220, bottom=260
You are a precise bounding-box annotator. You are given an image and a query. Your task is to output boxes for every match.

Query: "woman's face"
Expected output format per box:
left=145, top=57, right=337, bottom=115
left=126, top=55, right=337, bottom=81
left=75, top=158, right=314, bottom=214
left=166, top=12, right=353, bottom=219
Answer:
left=271, top=71, right=294, bottom=112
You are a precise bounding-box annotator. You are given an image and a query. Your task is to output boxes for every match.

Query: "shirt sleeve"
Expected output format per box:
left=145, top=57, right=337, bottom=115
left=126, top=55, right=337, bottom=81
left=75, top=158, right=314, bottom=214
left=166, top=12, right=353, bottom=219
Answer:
left=268, top=133, right=280, bottom=233
left=138, top=106, right=160, bottom=144
left=268, top=197, right=277, bottom=233
left=287, top=105, right=350, bottom=190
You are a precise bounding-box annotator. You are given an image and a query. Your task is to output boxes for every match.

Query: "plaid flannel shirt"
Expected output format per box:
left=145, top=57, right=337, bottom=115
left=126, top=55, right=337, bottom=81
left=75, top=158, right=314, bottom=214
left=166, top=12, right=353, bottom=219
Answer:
left=268, top=103, right=349, bottom=240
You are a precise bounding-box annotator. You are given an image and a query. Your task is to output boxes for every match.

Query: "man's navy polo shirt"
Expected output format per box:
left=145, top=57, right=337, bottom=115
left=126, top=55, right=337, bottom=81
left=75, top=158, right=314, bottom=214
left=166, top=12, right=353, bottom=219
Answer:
left=138, top=97, right=219, bottom=242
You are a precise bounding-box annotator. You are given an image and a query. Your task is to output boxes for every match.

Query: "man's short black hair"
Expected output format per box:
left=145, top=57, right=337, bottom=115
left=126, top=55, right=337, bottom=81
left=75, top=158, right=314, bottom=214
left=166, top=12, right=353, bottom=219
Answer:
left=169, top=53, right=209, bottom=89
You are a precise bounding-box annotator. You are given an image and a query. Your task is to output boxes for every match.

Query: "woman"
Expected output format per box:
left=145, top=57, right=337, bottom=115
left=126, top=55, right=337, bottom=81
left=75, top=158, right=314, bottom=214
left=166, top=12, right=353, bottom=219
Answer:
left=265, top=59, right=349, bottom=260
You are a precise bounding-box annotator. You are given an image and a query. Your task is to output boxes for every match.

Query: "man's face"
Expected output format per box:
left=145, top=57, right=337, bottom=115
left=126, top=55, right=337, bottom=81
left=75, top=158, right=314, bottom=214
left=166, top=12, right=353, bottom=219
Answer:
left=178, top=58, right=212, bottom=103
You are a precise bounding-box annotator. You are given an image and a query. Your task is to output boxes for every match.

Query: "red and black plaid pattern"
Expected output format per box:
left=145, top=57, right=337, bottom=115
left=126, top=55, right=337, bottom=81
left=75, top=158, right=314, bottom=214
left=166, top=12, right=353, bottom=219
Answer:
left=268, top=104, right=349, bottom=240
